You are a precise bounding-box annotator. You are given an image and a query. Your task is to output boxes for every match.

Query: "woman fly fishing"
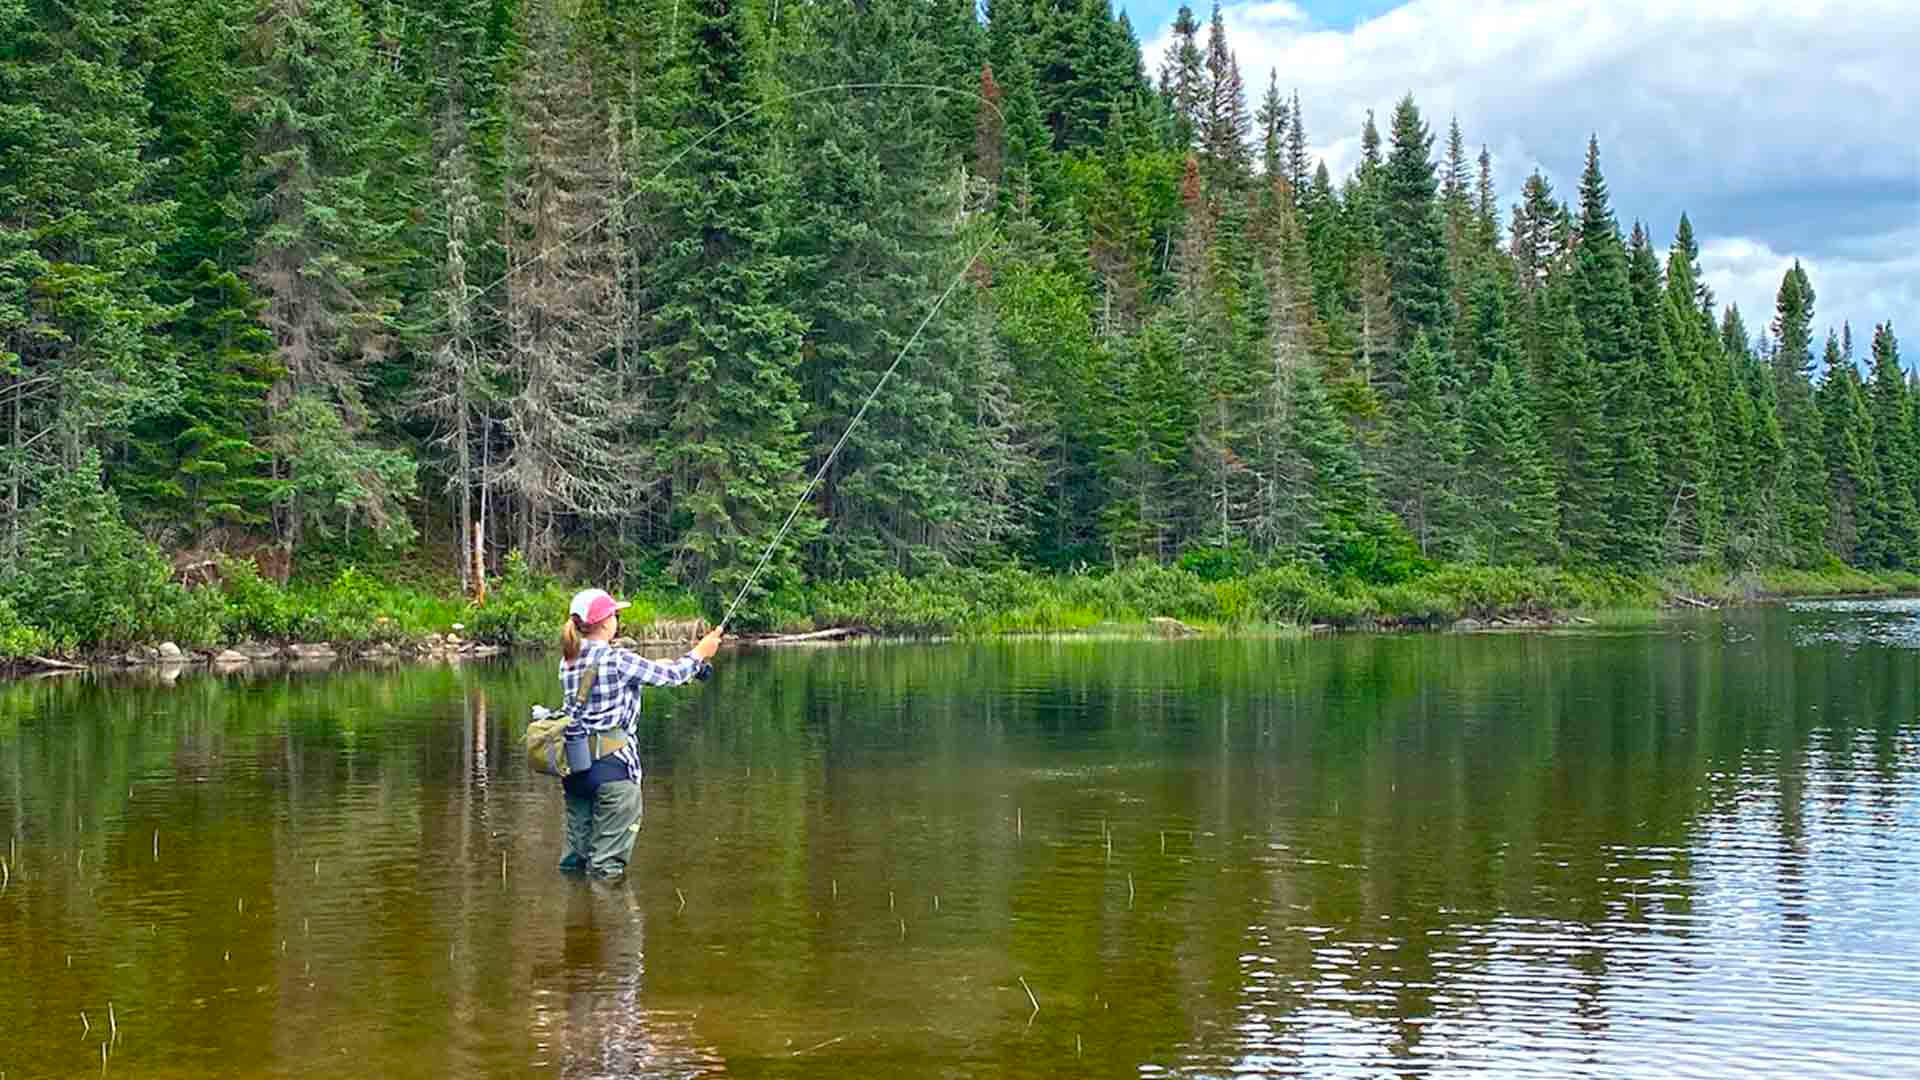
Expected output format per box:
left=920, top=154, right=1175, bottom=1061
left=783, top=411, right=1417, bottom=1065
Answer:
left=548, top=589, right=722, bottom=880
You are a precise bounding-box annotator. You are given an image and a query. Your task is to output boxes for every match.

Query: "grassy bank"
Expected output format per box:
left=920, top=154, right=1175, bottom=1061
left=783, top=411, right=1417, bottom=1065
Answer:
left=809, top=561, right=1920, bottom=636
left=4, top=553, right=1917, bottom=667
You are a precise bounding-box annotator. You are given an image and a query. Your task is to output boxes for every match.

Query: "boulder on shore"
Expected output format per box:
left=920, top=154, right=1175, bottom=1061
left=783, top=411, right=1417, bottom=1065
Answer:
left=157, top=642, right=185, bottom=661
left=287, top=642, right=337, bottom=660
left=213, top=649, right=251, bottom=665
left=1149, top=616, right=1198, bottom=638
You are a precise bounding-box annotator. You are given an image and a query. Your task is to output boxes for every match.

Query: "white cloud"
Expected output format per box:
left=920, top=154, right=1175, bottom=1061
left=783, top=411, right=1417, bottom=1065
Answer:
left=1701, top=229, right=1920, bottom=357
left=1143, top=0, right=1920, bottom=339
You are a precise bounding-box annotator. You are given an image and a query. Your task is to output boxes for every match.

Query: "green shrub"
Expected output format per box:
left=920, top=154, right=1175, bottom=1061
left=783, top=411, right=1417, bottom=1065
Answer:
left=10, top=453, right=208, bottom=650
left=470, top=551, right=571, bottom=645
left=0, top=596, right=56, bottom=661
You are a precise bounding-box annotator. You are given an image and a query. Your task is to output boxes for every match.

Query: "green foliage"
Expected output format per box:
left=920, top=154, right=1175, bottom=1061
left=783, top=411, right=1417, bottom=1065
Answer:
left=1380, top=95, right=1452, bottom=343
left=468, top=551, right=571, bottom=646
left=0, top=595, right=56, bottom=661
left=1, top=0, right=1912, bottom=651
left=7, top=452, right=208, bottom=649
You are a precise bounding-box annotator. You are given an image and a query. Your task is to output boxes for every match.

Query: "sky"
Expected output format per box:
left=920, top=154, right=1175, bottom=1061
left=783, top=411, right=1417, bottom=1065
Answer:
left=1129, top=0, right=1920, bottom=364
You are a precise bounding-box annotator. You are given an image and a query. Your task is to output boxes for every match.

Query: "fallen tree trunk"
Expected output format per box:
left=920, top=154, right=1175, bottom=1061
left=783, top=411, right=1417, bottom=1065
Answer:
left=752, top=626, right=866, bottom=645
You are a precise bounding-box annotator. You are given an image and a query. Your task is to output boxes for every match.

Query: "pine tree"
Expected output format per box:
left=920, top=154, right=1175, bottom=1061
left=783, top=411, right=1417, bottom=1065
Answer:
left=1283, top=88, right=1310, bottom=197
left=1819, top=334, right=1878, bottom=563
left=1508, top=171, right=1564, bottom=296
left=1866, top=323, right=1919, bottom=566
left=1630, top=224, right=1714, bottom=561
left=1384, top=335, right=1465, bottom=557
left=644, top=0, right=812, bottom=609
left=1255, top=69, right=1285, bottom=178
left=1, top=0, right=181, bottom=561
left=1197, top=3, right=1251, bottom=192
left=1539, top=282, right=1609, bottom=561
left=491, top=0, right=635, bottom=566
left=1155, top=4, right=1204, bottom=150
left=782, top=0, right=1002, bottom=577
left=1465, top=360, right=1557, bottom=563
left=1770, top=261, right=1829, bottom=565
left=248, top=0, right=423, bottom=550
left=1380, top=95, right=1452, bottom=346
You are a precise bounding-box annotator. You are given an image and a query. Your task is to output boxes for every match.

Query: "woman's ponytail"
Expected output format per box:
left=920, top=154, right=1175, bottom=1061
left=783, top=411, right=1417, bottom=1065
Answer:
left=561, top=615, right=583, bottom=662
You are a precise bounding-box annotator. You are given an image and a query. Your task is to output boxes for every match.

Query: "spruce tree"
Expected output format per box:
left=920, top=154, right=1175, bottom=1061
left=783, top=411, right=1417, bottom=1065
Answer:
left=1465, top=360, right=1557, bottom=564
left=248, top=0, right=423, bottom=550
left=121, top=262, right=282, bottom=541
left=1380, top=95, right=1451, bottom=345
left=1097, top=318, right=1193, bottom=559
left=1197, top=4, right=1251, bottom=192
left=1, top=0, right=180, bottom=559
left=1283, top=88, right=1310, bottom=197
left=1867, top=323, right=1919, bottom=566
left=1472, top=146, right=1500, bottom=260
left=1539, top=282, right=1609, bottom=561
left=781, top=0, right=1000, bottom=577
left=1255, top=69, right=1285, bottom=179
left=1569, top=139, right=1658, bottom=564
left=1631, top=224, right=1715, bottom=561
left=493, top=0, right=633, bottom=565
left=1248, top=174, right=1375, bottom=560
left=645, top=0, right=813, bottom=608
left=1769, top=262, right=1830, bottom=565
left=1384, top=335, right=1465, bottom=557
left=1508, top=171, right=1564, bottom=296
left=1440, top=118, right=1473, bottom=293
left=1819, top=334, right=1879, bottom=563
left=1155, top=4, right=1204, bottom=150
left=1660, top=217, right=1727, bottom=558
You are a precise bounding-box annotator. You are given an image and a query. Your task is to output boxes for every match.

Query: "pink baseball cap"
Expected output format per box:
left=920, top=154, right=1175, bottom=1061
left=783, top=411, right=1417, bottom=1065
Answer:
left=568, top=589, right=631, bottom=626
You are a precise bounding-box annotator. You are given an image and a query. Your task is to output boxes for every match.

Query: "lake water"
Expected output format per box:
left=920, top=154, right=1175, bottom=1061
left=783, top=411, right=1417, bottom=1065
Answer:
left=3, top=603, right=1919, bottom=1078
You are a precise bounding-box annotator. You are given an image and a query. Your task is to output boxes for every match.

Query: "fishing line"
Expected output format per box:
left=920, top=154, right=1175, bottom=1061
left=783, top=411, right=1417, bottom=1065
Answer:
left=716, top=235, right=991, bottom=632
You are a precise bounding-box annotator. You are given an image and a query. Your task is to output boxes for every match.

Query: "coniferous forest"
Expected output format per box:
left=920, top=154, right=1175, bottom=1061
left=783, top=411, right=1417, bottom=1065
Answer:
left=1, top=0, right=1914, bottom=651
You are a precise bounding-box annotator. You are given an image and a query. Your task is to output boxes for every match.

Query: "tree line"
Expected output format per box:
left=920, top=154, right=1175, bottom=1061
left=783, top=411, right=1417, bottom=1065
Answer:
left=2, top=0, right=1910, bottom=621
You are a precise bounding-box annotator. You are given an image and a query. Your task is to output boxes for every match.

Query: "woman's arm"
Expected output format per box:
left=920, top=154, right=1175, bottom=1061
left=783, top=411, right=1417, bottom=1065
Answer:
left=616, top=629, right=723, bottom=688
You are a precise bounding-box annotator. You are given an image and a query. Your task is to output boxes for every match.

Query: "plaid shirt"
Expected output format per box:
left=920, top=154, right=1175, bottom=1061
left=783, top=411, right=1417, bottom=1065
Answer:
left=559, top=640, right=704, bottom=775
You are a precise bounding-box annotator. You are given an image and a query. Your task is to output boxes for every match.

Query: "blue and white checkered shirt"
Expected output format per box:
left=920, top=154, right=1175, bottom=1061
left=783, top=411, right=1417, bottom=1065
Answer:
left=560, top=640, right=705, bottom=776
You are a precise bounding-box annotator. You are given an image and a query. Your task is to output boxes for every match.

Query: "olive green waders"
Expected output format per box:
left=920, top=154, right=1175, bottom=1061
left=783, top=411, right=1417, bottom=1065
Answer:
left=559, top=779, right=642, bottom=879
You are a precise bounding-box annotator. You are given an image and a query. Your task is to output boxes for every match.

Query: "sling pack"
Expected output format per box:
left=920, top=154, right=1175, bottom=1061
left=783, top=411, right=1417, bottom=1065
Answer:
left=524, top=661, right=632, bottom=777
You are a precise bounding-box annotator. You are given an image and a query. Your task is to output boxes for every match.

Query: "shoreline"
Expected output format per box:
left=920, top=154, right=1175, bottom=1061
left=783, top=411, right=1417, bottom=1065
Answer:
left=6, top=575, right=1913, bottom=682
